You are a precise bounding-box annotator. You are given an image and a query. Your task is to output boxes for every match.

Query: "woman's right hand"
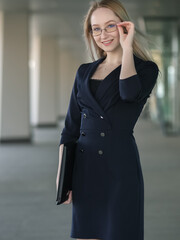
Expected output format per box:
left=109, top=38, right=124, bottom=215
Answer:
left=62, top=190, right=73, bottom=204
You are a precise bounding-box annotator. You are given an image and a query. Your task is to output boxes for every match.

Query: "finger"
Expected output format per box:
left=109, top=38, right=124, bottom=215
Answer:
left=117, top=24, right=124, bottom=33
left=117, top=25, right=127, bottom=35
left=65, top=198, right=72, bottom=204
left=117, top=21, right=132, bottom=25
left=117, top=22, right=134, bottom=31
left=62, top=190, right=72, bottom=204
left=63, top=198, right=71, bottom=204
left=62, top=195, right=70, bottom=204
left=66, top=193, right=72, bottom=204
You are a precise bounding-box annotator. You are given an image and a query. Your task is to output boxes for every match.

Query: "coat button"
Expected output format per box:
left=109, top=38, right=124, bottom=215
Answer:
left=81, top=131, right=86, bottom=136
left=83, top=113, right=87, bottom=118
left=100, top=132, right=105, bottom=137
left=100, top=115, right=104, bottom=119
left=98, top=150, right=103, bottom=155
left=80, top=148, right=84, bottom=153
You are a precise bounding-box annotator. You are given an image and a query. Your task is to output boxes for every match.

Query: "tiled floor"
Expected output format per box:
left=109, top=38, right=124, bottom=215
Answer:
left=0, top=117, right=180, bottom=240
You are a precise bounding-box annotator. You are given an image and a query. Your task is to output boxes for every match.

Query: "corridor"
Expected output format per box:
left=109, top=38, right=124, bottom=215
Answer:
left=0, top=117, right=179, bottom=240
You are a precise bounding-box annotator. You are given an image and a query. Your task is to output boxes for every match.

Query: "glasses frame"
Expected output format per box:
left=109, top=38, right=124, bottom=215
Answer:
left=90, top=23, right=118, bottom=36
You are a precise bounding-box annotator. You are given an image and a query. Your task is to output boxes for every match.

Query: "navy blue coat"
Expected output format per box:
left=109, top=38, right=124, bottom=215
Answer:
left=59, top=54, right=159, bottom=240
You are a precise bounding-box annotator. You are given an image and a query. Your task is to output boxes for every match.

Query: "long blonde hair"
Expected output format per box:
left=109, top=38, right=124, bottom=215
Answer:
left=83, top=0, right=155, bottom=62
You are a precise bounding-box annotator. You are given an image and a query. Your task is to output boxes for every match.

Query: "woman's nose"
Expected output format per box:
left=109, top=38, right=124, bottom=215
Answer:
left=101, top=29, right=109, bottom=38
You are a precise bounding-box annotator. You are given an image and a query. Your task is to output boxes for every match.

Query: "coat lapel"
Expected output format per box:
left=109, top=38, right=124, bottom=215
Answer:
left=94, top=64, right=122, bottom=112
left=84, top=56, right=111, bottom=123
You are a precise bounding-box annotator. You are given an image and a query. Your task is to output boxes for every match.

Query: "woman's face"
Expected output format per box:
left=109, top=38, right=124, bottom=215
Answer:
left=90, top=7, right=122, bottom=53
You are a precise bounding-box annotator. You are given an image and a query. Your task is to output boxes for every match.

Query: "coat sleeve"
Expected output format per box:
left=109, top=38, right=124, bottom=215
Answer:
left=119, top=61, right=159, bottom=103
left=59, top=64, right=83, bottom=146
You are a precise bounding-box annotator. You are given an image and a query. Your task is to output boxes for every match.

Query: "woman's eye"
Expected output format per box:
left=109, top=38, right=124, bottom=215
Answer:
left=107, top=24, right=115, bottom=28
left=93, top=28, right=100, bottom=31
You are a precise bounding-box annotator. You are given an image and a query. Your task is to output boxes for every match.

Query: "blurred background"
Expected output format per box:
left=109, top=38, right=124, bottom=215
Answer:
left=0, top=0, right=180, bottom=239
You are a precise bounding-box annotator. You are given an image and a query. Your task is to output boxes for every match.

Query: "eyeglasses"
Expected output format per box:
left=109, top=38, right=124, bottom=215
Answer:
left=90, top=24, right=118, bottom=36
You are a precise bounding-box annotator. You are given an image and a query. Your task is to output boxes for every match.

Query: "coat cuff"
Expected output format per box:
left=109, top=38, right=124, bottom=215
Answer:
left=119, top=74, right=142, bottom=102
left=59, top=132, right=79, bottom=146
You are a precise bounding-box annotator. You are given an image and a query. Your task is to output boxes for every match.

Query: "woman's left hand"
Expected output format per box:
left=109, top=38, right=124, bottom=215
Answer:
left=116, top=21, right=135, bottom=50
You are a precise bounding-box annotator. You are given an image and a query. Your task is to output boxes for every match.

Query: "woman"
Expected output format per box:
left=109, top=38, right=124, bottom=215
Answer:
left=56, top=0, right=159, bottom=239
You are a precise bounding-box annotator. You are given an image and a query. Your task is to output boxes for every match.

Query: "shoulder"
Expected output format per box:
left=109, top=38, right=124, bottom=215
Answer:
left=76, top=58, right=100, bottom=76
left=133, top=55, right=160, bottom=87
left=78, top=58, right=99, bottom=69
left=77, top=62, right=92, bottom=72
left=134, top=54, right=159, bottom=72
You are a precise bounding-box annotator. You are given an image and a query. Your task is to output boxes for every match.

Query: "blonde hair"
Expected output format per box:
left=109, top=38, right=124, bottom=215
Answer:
left=83, top=0, right=155, bottom=62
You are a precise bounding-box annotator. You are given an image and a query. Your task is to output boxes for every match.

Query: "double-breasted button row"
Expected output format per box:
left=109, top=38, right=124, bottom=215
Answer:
left=80, top=130, right=86, bottom=152
left=80, top=148, right=103, bottom=155
left=83, top=112, right=103, bottom=119
left=98, top=150, right=103, bottom=155
left=81, top=131, right=105, bottom=137
left=83, top=113, right=104, bottom=119
left=98, top=130, right=105, bottom=155
left=100, top=132, right=105, bottom=137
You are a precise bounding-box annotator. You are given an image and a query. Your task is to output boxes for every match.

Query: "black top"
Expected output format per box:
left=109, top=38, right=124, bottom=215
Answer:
left=89, top=79, right=103, bottom=97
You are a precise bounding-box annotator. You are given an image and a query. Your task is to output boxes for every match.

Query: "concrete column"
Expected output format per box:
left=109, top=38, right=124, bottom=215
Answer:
left=30, top=36, right=58, bottom=127
left=58, top=49, right=78, bottom=116
left=29, top=36, right=40, bottom=127
left=0, top=11, right=29, bottom=142
left=57, top=38, right=86, bottom=118
left=39, top=36, right=58, bottom=126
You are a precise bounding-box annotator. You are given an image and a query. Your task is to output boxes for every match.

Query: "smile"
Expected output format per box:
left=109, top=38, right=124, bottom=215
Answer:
left=102, top=40, right=113, bottom=46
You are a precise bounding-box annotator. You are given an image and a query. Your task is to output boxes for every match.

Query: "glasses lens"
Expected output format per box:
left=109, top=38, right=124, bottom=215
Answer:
left=106, top=25, right=117, bottom=33
left=91, top=24, right=117, bottom=36
left=92, top=29, right=101, bottom=36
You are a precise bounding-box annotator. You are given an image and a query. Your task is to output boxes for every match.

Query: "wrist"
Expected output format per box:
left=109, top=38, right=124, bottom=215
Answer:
left=122, top=47, right=133, bottom=60
left=122, top=47, right=133, bottom=52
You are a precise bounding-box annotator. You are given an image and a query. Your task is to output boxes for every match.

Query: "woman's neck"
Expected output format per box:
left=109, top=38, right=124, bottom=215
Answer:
left=103, top=48, right=123, bottom=66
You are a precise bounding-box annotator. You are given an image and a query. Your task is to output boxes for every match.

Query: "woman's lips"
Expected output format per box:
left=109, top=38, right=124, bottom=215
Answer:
left=102, top=40, right=113, bottom=46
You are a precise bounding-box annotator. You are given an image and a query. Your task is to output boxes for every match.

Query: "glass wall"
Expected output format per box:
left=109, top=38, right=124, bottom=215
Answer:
left=144, top=17, right=179, bottom=135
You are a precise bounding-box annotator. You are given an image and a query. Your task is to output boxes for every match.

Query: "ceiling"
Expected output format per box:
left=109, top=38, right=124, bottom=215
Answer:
left=0, top=0, right=179, bottom=15
left=0, top=0, right=179, bottom=55
left=0, top=0, right=179, bottom=36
